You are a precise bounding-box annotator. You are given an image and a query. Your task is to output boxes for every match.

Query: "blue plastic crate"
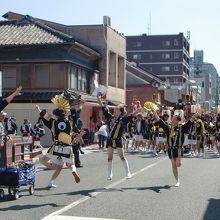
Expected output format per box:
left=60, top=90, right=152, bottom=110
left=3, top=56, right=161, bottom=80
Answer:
left=0, top=163, right=35, bottom=186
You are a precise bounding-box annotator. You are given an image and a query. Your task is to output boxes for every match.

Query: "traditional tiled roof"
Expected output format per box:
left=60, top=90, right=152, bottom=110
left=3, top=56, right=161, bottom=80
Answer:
left=126, top=61, right=164, bottom=85
left=0, top=16, right=73, bottom=46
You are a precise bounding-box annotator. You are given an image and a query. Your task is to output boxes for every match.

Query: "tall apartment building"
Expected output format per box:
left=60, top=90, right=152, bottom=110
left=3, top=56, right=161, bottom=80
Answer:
left=126, top=33, right=190, bottom=87
left=190, top=50, right=219, bottom=108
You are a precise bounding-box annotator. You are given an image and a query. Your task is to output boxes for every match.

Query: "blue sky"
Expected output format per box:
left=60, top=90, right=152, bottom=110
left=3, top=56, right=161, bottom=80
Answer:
left=1, top=0, right=220, bottom=73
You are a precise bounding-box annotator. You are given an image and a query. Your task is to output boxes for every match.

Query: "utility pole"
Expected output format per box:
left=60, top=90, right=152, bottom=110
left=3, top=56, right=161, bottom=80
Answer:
left=147, top=12, right=151, bottom=35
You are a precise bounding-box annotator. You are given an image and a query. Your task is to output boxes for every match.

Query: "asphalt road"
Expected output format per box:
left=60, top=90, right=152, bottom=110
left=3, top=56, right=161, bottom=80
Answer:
left=0, top=148, right=219, bottom=220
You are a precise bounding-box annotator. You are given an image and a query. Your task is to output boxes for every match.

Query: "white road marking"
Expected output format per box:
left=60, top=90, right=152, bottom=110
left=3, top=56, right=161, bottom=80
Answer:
left=41, top=157, right=167, bottom=220
left=47, top=215, right=120, bottom=220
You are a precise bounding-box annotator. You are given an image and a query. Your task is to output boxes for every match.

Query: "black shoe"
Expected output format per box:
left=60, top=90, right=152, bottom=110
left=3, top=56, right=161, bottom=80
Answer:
left=76, top=164, right=83, bottom=168
left=80, top=150, right=85, bottom=154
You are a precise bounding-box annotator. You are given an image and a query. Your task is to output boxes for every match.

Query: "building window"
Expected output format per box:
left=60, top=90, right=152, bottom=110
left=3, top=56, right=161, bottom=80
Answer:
left=174, top=39, right=179, bottom=46
left=133, top=41, right=142, bottom=47
left=162, top=53, right=170, bottom=59
left=173, top=78, right=179, bottom=83
left=81, top=70, right=88, bottom=92
left=50, top=64, right=65, bottom=88
left=78, top=69, right=82, bottom=91
left=149, top=67, right=153, bottom=72
left=162, top=41, right=170, bottom=46
left=161, top=66, right=170, bottom=71
left=2, top=66, right=16, bottom=88
left=174, top=52, right=179, bottom=59
left=19, top=65, right=33, bottom=88
left=70, top=66, right=78, bottom=89
left=35, top=64, right=49, bottom=88
left=202, top=81, right=204, bottom=87
left=174, top=65, right=179, bottom=71
left=136, top=41, right=142, bottom=47
left=132, top=54, right=141, bottom=60
left=149, top=54, right=153, bottom=59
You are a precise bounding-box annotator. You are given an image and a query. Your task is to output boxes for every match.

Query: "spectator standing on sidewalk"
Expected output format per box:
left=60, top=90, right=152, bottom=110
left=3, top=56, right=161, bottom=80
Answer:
left=32, top=118, right=45, bottom=149
left=97, top=121, right=108, bottom=150
left=5, top=116, right=17, bottom=135
left=20, top=119, right=32, bottom=142
left=0, top=111, right=7, bottom=147
left=89, top=116, right=96, bottom=144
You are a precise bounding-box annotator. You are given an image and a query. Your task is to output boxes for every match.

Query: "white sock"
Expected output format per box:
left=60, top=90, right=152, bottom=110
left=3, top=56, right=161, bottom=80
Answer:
left=122, top=159, right=131, bottom=177
left=108, top=161, right=113, bottom=179
left=175, top=179, right=180, bottom=187
left=71, top=165, right=77, bottom=173
left=48, top=180, right=57, bottom=188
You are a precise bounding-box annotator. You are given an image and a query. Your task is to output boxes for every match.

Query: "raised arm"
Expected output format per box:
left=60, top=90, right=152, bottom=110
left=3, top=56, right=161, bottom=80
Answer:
left=35, top=104, right=53, bottom=131
left=97, top=93, right=113, bottom=120
left=151, top=109, right=160, bottom=122
left=151, top=109, right=169, bottom=134
left=5, top=86, right=22, bottom=103
left=0, top=86, right=22, bottom=112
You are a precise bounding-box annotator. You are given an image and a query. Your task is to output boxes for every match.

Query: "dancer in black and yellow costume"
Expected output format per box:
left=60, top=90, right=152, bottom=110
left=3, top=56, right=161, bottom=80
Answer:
left=32, top=92, right=81, bottom=187
left=194, top=116, right=205, bottom=157
left=215, top=114, right=220, bottom=156
left=152, top=109, right=196, bottom=187
left=97, top=94, right=131, bottom=180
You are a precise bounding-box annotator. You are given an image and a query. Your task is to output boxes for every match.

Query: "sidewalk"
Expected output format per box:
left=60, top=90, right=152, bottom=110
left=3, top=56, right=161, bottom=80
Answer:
left=83, top=143, right=100, bottom=151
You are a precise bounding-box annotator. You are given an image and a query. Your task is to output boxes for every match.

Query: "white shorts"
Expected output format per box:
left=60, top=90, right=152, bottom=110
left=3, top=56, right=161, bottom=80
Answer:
left=34, top=140, right=42, bottom=147
left=183, top=135, right=193, bottom=145
left=46, top=145, right=73, bottom=164
left=163, top=137, right=167, bottom=143
left=210, top=136, right=215, bottom=141
left=192, top=139, right=197, bottom=145
left=49, top=157, right=65, bottom=166
left=135, top=134, right=143, bottom=142
left=156, top=136, right=164, bottom=145
left=22, top=136, right=32, bottom=142
left=187, top=139, right=193, bottom=145
left=143, top=139, right=148, bottom=143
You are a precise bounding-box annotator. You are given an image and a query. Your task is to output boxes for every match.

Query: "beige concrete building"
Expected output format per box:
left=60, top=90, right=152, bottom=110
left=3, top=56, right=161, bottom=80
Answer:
left=64, top=23, right=126, bottom=103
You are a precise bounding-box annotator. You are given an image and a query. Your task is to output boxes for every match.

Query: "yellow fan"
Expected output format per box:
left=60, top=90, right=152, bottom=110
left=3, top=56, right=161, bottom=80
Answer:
left=51, top=95, right=70, bottom=112
left=58, top=132, right=72, bottom=145
left=144, top=101, right=159, bottom=111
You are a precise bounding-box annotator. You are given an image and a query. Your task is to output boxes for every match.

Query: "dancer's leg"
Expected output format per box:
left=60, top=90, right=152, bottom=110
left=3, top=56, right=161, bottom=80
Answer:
left=117, top=148, right=131, bottom=179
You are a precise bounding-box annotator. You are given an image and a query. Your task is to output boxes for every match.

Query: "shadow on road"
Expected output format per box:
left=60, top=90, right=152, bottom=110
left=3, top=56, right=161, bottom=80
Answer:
left=203, top=198, right=220, bottom=220
left=34, top=187, right=123, bottom=198
left=0, top=203, right=61, bottom=211
left=121, top=185, right=171, bottom=193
